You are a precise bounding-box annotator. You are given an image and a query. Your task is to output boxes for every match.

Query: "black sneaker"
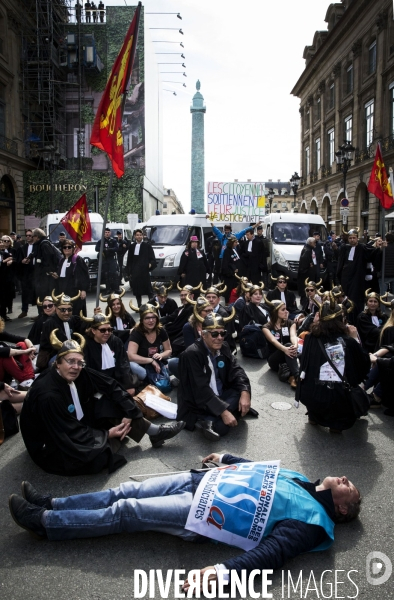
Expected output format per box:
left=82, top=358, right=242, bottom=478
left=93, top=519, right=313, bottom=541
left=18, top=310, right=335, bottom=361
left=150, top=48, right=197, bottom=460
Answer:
left=149, top=421, right=186, bottom=448
left=9, top=494, right=47, bottom=539
left=21, top=481, right=53, bottom=510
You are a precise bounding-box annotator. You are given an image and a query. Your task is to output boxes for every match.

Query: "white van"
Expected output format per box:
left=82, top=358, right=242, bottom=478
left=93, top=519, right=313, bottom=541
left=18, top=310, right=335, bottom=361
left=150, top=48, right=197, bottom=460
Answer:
left=106, top=222, right=133, bottom=242
left=39, top=211, right=104, bottom=286
left=143, top=214, right=214, bottom=282
left=262, top=213, right=328, bottom=284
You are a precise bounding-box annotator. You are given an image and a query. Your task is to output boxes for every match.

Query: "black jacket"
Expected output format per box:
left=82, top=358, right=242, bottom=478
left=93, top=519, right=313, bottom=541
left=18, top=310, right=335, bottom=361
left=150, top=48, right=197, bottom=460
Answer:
left=177, top=338, right=251, bottom=429
left=83, top=334, right=135, bottom=390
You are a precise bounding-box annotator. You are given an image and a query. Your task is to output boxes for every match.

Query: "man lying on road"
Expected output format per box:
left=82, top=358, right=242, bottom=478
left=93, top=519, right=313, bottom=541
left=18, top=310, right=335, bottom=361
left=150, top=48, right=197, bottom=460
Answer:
left=9, top=451, right=361, bottom=591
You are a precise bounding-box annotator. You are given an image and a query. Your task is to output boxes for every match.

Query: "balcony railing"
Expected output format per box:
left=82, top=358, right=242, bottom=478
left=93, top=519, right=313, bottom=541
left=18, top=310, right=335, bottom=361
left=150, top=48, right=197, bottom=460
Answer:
left=0, top=135, right=18, bottom=156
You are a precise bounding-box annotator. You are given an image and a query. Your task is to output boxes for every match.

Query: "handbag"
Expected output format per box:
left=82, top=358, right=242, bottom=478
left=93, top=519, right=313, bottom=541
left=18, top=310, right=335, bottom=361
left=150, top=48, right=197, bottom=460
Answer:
left=317, top=339, right=370, bottom=418
left=133, top=384, right=172, bottom=420
left=145, top=363, right=172, bottom=394
left=0, top=400, right=19, bottom=444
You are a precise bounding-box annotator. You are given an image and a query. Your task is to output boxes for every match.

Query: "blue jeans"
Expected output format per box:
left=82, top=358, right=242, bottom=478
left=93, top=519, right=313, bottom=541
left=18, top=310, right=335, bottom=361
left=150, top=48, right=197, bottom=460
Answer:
left=129, top=361, right=147, bottom=380
left=45, top=473, right=198, bottom=542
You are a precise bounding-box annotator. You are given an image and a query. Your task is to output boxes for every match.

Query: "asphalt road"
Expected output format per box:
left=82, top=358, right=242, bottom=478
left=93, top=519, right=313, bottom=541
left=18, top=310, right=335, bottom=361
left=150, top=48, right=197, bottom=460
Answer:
left=1, top=290, right=394, bottom=600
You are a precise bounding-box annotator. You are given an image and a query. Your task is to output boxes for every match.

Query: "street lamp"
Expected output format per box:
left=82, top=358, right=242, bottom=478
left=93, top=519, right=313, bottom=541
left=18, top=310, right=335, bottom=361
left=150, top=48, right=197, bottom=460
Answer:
left=266, top=187, right=275, bottom=214
left=289, top=172, right=301, bottom=208
left=335, top=140, right=355, bottom=196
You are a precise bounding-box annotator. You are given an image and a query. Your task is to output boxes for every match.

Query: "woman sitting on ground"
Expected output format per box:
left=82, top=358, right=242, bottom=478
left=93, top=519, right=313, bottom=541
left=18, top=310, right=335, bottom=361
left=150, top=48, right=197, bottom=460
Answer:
left=356, top=290, right=388, bottom=353
left=237, top=283, right=269, bottom=330
left=27, top=296, right=57, bottom=345
left=183, top=296, right=213, bottom=349
left=128, top=303, right=176, bottom=383
left=300, top=279, right=322, bottom=315
left=262, top=300, right=299, bottom=388
left=298, top=293, right=370, bottom=433
left=0, top=317, right=36, bottom=387
left=101, top=288, right=136, bottom=344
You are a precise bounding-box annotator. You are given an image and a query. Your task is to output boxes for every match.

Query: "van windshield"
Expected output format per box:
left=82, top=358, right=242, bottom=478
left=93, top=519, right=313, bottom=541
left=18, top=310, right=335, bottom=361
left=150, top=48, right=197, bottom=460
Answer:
left=49, top=221, right=103, bottom=244
left=148, top=225, right=189, bottom=246
left=271, top=223, right=327, bottom=244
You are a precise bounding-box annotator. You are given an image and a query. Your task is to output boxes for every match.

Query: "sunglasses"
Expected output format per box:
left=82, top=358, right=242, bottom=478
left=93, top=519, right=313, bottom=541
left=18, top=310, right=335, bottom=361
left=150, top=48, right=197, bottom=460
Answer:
left=208, top=330, right=227, bottom=338
left=43, top=303, right=54, bottom=309
left=1, top=239, right=10, bottom=242
left=62, top=245, right=73, bottom=250
left=306, top=289, right=315, bottom=292
left=97, top=327, right=113, bottom=333
left=58, top=307, right=73, bottom=313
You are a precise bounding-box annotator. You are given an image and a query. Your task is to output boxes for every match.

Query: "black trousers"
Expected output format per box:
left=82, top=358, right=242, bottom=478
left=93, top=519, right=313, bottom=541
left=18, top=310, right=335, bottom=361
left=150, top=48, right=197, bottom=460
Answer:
left=200, top=388, right=241, bottom=437
left=268, top=344, right=299, bottom=376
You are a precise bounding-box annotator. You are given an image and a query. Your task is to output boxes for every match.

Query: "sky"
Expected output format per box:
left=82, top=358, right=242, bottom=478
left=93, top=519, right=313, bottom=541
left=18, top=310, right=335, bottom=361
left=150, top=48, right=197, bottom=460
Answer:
left=104, top=0, right=332, bottom=211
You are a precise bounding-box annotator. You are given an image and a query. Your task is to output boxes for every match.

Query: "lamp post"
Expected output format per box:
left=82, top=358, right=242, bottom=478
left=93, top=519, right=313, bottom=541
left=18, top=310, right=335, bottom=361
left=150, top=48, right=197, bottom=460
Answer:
left=335, top=140, right=355, bottom=197
left=289, top=172, right=301, bottom=210
left=266, top=187, right=275, bottom=214
left=39, top=146, right=60, bottom=212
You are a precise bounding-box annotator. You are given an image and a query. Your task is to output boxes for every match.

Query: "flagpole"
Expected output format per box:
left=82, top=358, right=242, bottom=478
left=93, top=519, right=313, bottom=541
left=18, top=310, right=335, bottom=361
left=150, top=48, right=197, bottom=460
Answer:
left=95, top=168, right=114, bottom=306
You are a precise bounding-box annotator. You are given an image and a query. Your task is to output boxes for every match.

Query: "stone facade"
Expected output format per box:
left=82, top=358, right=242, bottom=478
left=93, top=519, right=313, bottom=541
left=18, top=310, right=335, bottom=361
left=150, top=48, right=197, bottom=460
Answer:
left=190, top=80, right=206, bottom=214
left=0, top=1, right=36, bottom=235
left=162, top=187, right=184, bottom=214
left=291, top=0, right=394, bottom=237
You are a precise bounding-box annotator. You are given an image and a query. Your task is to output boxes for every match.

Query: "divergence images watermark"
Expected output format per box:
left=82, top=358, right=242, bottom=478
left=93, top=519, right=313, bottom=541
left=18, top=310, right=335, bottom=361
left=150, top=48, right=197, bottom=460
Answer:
left=132, top=554, right=393, bottom=598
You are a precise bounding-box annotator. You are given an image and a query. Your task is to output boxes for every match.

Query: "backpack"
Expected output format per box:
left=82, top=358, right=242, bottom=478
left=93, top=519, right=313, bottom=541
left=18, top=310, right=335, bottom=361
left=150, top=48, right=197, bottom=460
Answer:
left=239, top=323, right=269, bottom=359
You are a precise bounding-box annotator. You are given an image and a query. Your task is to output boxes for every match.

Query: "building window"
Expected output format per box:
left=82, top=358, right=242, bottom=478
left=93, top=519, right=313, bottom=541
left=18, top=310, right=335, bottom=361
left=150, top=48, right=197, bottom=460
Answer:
left=328, top=128, right=335, bottom=165
left=365, top=100, right=374, bottom=146
left=315, top=138, right=321, bottom=170
left=344, top=115, right=352, bottom=144
left=316, top=97, right=321, bottom=121
left=390, top=83, right=394, bottom=137
left=304, top=108, right=310, bottom=132
left=368, top=41, right=376, bottom=74
left=305, top=146, right=310, bottom=176
left=346, top=65, right=353, bottom=94
left=329, top=84, right=335, bottom=109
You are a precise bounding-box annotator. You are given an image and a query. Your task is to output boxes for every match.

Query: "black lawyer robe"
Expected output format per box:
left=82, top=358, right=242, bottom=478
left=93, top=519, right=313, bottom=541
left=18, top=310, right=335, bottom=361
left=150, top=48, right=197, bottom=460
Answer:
left=83, top=334, right=136, bottom=390
left=20, top=367, right=143, bottom=476
left=127, top=241, right=156, bottom=297
left=337, top=243, right=379, bottom=315
left=265, top=287, right=299, bottom=315
left=148, top=295, right=178, bottom=318
left=356, top=311, right=388, bottom=353
left=178, top=248, right=209, bottom=289
left=37, top=314, right=85, bottom=369
left=177, top=338, right=251, bottom=430
left=161, top=303, right=193, bottom=342
left=298, top=333, right=370, bottom=431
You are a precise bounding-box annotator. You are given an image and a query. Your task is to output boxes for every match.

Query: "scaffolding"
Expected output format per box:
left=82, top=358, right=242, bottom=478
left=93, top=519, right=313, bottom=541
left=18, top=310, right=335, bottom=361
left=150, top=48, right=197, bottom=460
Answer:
left=20, top=0, right=73, bottom=166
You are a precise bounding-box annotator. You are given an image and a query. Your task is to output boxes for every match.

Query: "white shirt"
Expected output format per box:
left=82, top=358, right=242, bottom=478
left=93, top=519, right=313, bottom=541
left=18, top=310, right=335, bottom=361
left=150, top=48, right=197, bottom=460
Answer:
left=64, top=322, right=71, bottom=340
left=101, top=343, right=116, bottom=369
left=134, top=243, right=141, bottom=256
left=348, top=247, right=355, bottom=261
left=116, top=316, right=123, bottom=331
left=27, top=243, right=33, bottom=257
left=69, top=381, right=84, bottom=420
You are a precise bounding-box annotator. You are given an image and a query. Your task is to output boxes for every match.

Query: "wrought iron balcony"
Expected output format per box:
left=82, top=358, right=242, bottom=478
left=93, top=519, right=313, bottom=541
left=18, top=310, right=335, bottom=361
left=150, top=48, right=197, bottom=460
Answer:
left=0, top=135, right=18, bottom=156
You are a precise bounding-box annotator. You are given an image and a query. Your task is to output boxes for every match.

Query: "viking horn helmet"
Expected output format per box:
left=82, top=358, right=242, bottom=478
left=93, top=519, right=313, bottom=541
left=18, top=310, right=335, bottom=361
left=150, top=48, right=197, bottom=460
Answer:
left=99, top=287, right=126, bottom=303
left=129, top=302, right=160, bottom=317
left=49, top=329, right=86, bottom=354
left=51, top=289, right=81, bottom=306
left=79, top=310, right=113, bottom=326
left=152, top=281, right=173, bottom=295
left=196, top=307, right=236, bottom=327
left=37, top=295, right=53, bottom=307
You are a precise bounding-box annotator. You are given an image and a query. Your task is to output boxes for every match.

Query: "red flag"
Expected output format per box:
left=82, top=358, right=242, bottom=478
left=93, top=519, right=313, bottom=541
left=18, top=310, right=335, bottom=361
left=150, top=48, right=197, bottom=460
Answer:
left=367, top=144, right=394, bottom=210
left=61, top=194, right=92, bottom=249
left=90, top=3, right=141, bottom=178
